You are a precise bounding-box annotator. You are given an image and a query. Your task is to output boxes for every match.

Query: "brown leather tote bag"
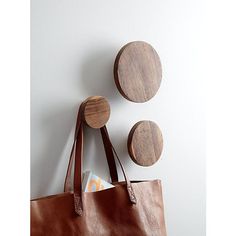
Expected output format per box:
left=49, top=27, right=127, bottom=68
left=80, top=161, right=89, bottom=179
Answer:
left=31, top=106, right=167, bottom=236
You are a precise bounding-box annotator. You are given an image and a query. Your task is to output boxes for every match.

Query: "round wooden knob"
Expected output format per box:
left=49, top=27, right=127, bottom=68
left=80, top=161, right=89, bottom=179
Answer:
left=82, top=96, right=110, bottom=129
left=114, top=41, right=162, bottom=103
left=127, top=121, right=163, bottom=166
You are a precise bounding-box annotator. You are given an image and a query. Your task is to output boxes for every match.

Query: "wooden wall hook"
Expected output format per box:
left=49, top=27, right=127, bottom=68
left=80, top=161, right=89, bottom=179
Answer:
left=114, top=41, right=162, bottom=103
left=81, top=96, right=110, bottom=129
left=127, top=120, right=163, bottom=166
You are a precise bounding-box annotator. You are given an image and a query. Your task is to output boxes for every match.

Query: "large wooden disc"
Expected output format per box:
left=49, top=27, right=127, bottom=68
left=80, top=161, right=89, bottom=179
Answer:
left=127, top=121, right=163, bottom=166
left=114, top=41, right=162, bottom=103
left=82, top=96, right=110, bottom=129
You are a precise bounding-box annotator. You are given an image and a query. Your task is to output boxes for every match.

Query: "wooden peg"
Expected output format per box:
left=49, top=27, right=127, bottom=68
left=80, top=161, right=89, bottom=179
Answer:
left=127, top=120, right=163, bottom=166
left=114, top=41, right=162, bottom=103
left=81, top=96, right=110, bottom=129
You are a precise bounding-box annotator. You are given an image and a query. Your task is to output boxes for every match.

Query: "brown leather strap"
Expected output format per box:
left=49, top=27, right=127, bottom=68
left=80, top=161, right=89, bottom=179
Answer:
left=74, top=121, right=83, bottom=215
left=63, top=105, right=83, bottom=192
left=73, top=120, right=136, bottom=216
left=100, top=126, right=137, bottom=205
left=100, top=126, right=118, bottom=182
left=63, top=140, right=76, bottom=192
left=64, top=106, right=118, bottom=192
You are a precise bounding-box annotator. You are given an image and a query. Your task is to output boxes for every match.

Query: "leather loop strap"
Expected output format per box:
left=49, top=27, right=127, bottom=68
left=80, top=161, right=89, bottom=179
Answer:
left=63, top=140, right=76, bottom=192
left=73, top=121, right=136, bottom=216
left=100, top=126, right=118, bottom=182
left=73, top=121, right=83, bottom=215
left=64, top=105, right=83, bottom=192
left=101, top=127, right=137, bottom=204
left=65, top=103, right=137, bottom=216
left=64, top=105, right=118, bottom=192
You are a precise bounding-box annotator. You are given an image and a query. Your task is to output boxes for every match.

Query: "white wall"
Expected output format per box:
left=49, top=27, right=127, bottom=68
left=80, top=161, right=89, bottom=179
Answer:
left=31, top=1, right=205, bottom=235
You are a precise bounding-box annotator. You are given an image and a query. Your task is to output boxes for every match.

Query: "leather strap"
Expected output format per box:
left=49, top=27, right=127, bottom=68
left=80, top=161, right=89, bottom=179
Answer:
left=64, top=105, right=118, bottom=192
left=67, top=104, right=136, bottom=216
left=100, top=126, right=119, bottom=182
left=64, top=105, right=83, bottom=193
left=73, top=121, right=83, bottom=215
left=73, top=120, right=136, bottom=216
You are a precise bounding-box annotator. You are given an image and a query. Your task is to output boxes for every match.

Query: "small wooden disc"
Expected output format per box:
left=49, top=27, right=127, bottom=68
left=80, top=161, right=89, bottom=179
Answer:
left=82, top=96, right=110, bottom=129
left=127, top=121, right=163, bottom=166
left=114, top=41, right=162, bottom=103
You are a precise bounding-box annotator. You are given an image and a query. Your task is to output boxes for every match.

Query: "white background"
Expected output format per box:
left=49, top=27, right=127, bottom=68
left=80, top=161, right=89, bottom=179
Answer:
left=2, top=1, right=236, bottom=236
left=30, top=1, right=205, bottom=235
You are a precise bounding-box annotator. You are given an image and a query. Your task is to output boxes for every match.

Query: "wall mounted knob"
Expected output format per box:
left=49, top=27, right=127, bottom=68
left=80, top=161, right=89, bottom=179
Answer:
left=114, top=41, right=162, bottom=103
left=81, top=96, right=110, bottom=129
left=127, top=120, right=163, bottom=166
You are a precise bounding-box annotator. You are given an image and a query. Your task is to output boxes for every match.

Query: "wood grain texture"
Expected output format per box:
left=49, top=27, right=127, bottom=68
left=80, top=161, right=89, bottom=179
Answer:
left=114, top=41, right=162, bottom=103
left=82, top=96, right=110, bottom=129
left=127, top=121, right=163, bottom=166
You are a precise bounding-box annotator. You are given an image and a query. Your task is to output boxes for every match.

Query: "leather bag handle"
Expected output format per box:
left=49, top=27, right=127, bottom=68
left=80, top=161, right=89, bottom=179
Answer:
left=67, top=103, right=137, bottom=216
left=73, top=121, right=136, bottom=216
left=64, top=105, right=119, bottom=192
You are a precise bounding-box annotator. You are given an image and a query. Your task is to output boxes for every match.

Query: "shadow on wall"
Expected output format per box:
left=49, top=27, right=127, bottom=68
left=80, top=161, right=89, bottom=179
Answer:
left=83, top=127, right=117, bottom=183
left=31, top=105, right=124, bottom=198
left=77, top=45, right=131, bottom=179
left=31, top=45, right=129, bottom=198
left=76, top=45, right=131, bottom=176
left=31, top=105, right=77, bottom=198
left=78, top=45, right=122, bottom=105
